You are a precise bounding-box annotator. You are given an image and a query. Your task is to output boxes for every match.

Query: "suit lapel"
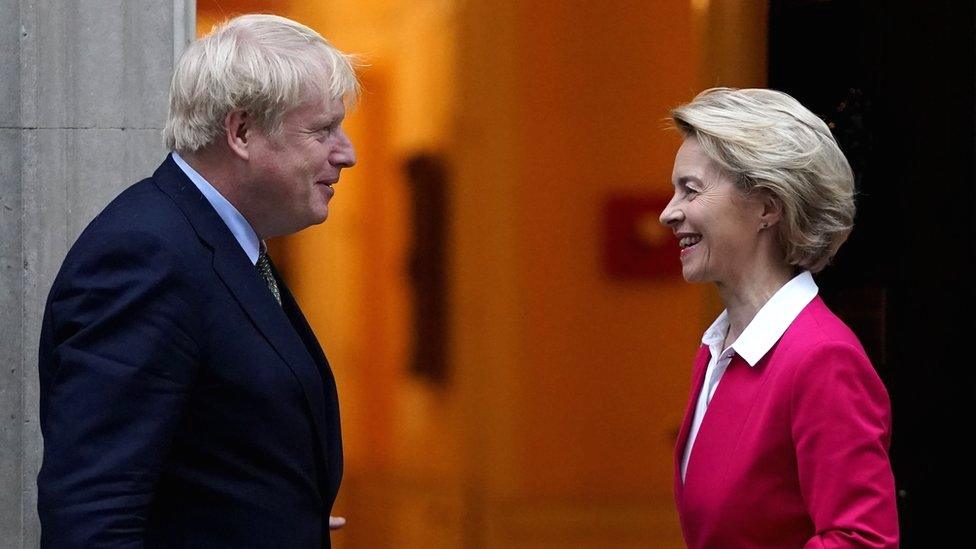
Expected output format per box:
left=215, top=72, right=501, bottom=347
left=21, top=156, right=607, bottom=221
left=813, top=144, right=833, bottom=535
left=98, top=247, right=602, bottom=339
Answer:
left=273, top=260, right=343, bottom=503
left=151, top=156, right=331, bottom=466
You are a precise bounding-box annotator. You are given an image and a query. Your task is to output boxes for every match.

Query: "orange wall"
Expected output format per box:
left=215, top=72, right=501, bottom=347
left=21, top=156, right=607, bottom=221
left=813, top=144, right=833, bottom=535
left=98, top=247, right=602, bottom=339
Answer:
left=512, top=0, right=703, bottom=501
left=695, top=0, right=769, bottom=88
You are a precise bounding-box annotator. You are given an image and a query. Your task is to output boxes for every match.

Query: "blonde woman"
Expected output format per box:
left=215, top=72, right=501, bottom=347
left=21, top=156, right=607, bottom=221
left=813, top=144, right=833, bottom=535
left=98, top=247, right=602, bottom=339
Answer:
left=661, top=88, right=898, bottom=548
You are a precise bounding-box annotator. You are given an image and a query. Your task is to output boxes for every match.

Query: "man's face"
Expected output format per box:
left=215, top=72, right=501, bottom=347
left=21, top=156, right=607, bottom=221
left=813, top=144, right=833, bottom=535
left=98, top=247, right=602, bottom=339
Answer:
left=244, top=90, right=356, bottom=238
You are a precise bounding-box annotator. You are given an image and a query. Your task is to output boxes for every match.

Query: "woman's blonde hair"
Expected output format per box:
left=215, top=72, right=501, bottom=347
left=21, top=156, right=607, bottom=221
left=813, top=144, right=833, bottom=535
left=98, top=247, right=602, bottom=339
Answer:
left=671, top=87, right=855, bottom=273
left=164, top=14, right=360, bottom=153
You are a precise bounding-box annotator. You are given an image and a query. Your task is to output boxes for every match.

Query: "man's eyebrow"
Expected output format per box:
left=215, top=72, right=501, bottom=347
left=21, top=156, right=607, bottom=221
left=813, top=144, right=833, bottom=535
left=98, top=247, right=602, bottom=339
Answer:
left=311, top=112, right=343, bottom=126
left=312, top=117, right=337, bottom=127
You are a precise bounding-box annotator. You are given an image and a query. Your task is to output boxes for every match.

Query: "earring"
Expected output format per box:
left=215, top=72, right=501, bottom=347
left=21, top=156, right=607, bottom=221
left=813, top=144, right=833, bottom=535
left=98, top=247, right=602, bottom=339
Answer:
left=760, top=222, right=769, bottom=229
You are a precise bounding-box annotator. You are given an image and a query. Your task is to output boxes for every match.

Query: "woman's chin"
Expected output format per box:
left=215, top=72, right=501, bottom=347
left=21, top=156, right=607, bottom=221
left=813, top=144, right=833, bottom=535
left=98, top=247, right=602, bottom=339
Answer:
left=681, top=266, right=706, bottom=283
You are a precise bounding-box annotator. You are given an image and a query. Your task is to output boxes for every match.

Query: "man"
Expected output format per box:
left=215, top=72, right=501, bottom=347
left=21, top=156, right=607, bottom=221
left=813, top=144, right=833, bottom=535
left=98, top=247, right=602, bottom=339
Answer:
left=37, top=14, right=356, bottom=547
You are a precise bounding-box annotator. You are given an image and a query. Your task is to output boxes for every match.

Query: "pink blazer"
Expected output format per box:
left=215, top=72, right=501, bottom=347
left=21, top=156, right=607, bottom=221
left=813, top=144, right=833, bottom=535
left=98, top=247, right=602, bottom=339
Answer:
left=674, top=296, right=898, bottom=548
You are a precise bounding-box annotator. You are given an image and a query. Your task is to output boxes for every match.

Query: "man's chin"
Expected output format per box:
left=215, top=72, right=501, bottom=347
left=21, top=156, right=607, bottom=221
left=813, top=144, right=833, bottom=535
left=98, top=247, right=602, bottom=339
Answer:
left=303, top=211, right=329, bottom=229
left=274, top=212, right=328, bottom=237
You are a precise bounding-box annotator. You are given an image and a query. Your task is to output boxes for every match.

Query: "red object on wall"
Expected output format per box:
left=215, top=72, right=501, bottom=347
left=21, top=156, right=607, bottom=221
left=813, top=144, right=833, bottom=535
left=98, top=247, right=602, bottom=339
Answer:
left=603, top=194, right=681, bottom=279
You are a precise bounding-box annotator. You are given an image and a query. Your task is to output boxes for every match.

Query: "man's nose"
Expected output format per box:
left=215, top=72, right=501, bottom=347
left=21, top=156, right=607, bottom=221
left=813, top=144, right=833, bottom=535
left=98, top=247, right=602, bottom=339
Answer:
left=333, top=130, right=356, bottom=168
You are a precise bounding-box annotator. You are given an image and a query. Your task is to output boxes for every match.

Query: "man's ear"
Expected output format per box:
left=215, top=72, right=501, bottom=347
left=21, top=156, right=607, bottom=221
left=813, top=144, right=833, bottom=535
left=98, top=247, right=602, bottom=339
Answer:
left=224, top=109, right=250, bottom=160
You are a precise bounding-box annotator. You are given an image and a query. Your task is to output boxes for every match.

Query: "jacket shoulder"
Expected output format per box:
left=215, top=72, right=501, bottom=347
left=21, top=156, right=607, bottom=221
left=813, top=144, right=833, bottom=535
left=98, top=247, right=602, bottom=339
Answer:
left=51, top=166, right=210, bottom=302
left=82, top=178, right=194, bottom=241
left=782, top=297, right=867, bottom=355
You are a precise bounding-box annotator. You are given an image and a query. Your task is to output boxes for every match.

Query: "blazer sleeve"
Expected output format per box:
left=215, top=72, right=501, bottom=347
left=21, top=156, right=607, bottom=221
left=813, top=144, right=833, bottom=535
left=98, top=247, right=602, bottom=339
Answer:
left=790, top=341, right=899, bottom=548
left=37, top=229, right=201, bottom=548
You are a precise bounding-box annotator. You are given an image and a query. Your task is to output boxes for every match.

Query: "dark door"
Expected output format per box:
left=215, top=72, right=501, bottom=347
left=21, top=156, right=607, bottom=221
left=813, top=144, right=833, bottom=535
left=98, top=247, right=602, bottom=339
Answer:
left=769, top=0, right=976, bottom=545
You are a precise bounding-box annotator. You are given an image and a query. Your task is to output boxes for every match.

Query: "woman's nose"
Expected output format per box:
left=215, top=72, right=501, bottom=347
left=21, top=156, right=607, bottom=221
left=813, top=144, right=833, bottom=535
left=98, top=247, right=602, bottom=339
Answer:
left=659, top=196, right=682, bottom=226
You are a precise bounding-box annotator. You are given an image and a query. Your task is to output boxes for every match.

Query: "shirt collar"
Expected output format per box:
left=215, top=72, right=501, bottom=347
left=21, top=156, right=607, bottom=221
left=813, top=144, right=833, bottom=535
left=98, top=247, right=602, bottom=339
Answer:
left=171, top=151, right=261, bottom=265
left=701, top=271, right=819, bottom=367
left=701, top=310, right=731, bottom=352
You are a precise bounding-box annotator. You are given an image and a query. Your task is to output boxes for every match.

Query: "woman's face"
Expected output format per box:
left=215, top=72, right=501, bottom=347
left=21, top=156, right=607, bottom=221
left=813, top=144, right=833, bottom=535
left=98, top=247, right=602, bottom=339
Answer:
left=659, top=137, right=766, bottom=285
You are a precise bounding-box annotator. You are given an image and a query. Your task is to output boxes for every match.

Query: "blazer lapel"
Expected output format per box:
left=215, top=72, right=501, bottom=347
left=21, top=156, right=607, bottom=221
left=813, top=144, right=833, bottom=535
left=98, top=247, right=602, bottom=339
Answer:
left=151, top=156, right=331, bottom=465
left=685, top=354, right=768, bottom=487
left=674, top=344, right=711, bottom=500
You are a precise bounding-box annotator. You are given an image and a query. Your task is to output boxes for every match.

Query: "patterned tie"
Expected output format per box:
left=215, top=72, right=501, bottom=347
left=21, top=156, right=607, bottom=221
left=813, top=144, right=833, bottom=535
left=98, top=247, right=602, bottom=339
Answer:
left=256, top=249, right=282, bottom=306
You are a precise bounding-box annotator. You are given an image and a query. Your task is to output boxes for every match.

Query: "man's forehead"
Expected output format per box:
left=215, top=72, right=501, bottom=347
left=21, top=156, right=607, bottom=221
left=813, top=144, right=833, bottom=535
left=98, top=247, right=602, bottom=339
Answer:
left=289, top=92, right=345, bottom=121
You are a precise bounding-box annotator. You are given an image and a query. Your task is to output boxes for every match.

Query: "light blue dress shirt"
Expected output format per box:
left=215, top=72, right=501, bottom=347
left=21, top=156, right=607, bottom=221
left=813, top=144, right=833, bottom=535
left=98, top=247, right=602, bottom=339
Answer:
left=171, top=151, right=261, bottom=265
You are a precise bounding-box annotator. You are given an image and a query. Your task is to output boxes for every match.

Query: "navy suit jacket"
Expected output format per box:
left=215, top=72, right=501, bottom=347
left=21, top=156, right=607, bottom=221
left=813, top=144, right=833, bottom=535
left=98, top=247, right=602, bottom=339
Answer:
left=37, top=156, right=343, bottom=548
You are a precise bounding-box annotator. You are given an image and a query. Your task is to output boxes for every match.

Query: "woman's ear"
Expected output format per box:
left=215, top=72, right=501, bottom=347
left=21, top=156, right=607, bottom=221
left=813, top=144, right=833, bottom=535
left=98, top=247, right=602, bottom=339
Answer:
left=224, top=109, right=250, bottom=160
left=759, top=191, right=784, bottom=230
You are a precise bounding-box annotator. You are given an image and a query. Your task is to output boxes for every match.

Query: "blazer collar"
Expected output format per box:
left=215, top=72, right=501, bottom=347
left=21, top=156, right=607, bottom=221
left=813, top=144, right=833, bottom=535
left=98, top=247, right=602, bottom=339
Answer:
left=170, top=151, right=261, bottom=264
left=702, top=272, right=819, bottom=367
left=151, top=155, right=332, bottom=467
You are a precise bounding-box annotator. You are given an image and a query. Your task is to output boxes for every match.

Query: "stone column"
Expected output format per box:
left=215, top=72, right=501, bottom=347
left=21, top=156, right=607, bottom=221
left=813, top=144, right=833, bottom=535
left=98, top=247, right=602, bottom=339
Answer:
left=0, top=1, right=194, bottom=546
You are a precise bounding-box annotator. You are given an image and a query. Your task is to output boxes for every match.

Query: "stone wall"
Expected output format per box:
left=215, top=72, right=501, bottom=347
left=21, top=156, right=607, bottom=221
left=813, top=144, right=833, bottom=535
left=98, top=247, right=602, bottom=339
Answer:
left=0, top=2, right=194, bottom=546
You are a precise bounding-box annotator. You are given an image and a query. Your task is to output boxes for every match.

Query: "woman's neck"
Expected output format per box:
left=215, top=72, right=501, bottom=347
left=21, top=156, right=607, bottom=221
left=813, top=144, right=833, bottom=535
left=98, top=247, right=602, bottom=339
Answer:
left=717, top=260, right=796, bottom=346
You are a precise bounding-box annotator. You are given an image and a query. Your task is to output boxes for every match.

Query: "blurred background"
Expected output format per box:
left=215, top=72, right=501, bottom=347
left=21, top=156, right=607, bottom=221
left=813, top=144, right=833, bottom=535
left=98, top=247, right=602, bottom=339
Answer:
left=3, top=0, right=972, bottom=547
left=197, top=0, right=765, bottom=547
left=201, top=1, right=974, bottom=547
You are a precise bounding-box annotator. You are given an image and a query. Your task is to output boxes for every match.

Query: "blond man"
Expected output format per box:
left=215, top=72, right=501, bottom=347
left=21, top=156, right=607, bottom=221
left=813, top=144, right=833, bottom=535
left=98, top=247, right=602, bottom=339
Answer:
left=38, top=15, right=356, bottom=547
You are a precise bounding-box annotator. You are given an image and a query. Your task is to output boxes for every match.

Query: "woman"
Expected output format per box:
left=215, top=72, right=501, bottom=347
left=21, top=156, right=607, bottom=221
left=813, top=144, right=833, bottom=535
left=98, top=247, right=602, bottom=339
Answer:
left=660, top=88, right=898, bottom=548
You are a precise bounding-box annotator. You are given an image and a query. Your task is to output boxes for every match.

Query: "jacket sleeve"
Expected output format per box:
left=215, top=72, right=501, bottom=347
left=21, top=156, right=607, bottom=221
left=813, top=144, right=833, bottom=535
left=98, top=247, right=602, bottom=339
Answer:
left=790, top=341, right=899, bottom=548
left=37, top=229, right=201, bottom=548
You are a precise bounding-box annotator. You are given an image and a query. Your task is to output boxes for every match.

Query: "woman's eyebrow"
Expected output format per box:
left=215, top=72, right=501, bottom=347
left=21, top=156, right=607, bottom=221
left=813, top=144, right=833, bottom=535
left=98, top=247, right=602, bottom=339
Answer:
left=676, top=175, right=703, bottom=187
